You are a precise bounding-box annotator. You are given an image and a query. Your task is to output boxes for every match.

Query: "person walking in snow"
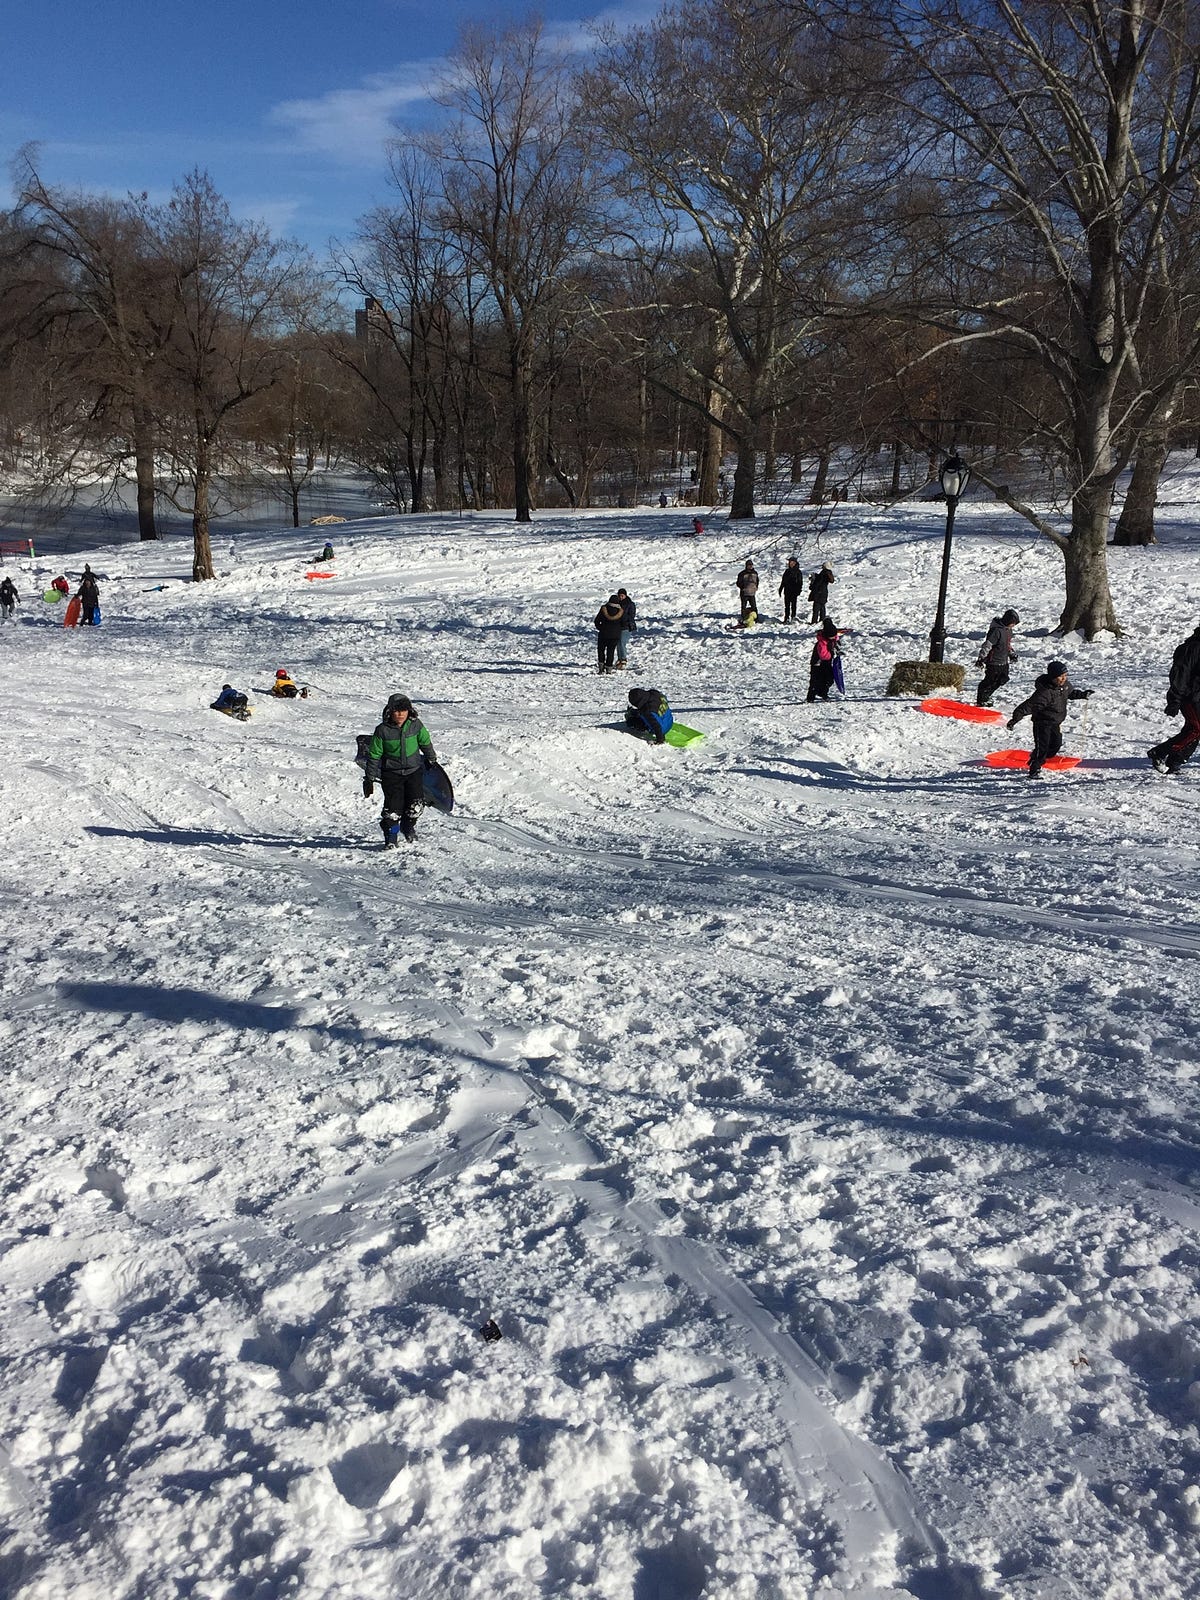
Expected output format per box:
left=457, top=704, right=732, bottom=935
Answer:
left=808, top=564, right=835, bottom=624
left=595, top=597, right=625, bottom=675
left=1007, top=659, right=1091, bottom=778
left=806, top=618, right=848, bottom=702
left=1148, top=621, right=1200, bottom=775
left=778, top=558, right=803, bottom=623
left=0, top=576, right=19, bottom=622
left=625, top=686, right=673, bottom=743
left=77, top=565, right=100, bottom=625
left=362, top=693, right=437, bottom=847
left=975, top=608, right=1020, bottom=707
left=736, top=560, right=759, bottom=620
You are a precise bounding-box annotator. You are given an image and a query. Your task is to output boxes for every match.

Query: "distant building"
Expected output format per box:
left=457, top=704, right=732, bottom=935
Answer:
left=355, top=296, right=395, bottom=348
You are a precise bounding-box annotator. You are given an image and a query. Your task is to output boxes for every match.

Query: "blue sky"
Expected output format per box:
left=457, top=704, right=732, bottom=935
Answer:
left=3, top=0, right=657, bottom=253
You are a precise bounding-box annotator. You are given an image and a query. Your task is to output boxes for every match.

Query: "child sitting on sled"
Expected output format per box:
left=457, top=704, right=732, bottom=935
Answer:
left=625, top=687, right=673, bottom=744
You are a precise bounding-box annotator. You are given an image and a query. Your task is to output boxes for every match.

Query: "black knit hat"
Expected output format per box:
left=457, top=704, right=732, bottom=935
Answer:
left=1046, top=660, right=1067, bottom=678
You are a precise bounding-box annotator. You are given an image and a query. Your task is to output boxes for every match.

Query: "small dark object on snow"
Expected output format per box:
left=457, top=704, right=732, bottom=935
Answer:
left=479, top=1318, right=503, bottom=1343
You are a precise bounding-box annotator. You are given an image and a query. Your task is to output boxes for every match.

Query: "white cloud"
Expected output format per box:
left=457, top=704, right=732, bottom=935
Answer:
left=267, top=64, right=445, bottom=163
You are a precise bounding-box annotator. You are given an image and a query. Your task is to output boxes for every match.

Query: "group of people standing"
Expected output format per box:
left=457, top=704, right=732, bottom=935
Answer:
left=594, top=588, right=637, bottom=674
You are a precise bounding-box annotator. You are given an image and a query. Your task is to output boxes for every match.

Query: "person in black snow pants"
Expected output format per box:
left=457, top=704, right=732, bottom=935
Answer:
left=808, top=564, right=835, bottom=623
left=595, top=598, right=625, bottom=674
left=1148, top=621, right=1200, bottom=774
left=362, top=693, right=437, bottom=846
left=736, top=561, right=759, bottom=620
left=778, top=558, right=803, bottom=622
left=0, top=576, right=19, bottom=622
left=976, top=608, right=1020, bottom=707
left=77, top=565, right=100, bottom=625
left=1008, top=659, right=1091, bottom=778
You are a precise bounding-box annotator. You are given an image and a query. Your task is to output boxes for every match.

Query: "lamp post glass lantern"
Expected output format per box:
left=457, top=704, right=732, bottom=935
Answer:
left=928, top=451, right=970, bottom=663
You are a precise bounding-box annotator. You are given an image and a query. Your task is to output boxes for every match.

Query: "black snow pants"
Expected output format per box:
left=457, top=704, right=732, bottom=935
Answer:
left=976, top=663, right=1009, bottom=706
left=380, top=769, right=424, bottom=837
left=807, top=661, right=836, bottom=702
left=1150, top=699, right=1200, bottom=773
left=597, top=636, right=618, bottom=673
left=1029, top=718, right=1062, bottom=774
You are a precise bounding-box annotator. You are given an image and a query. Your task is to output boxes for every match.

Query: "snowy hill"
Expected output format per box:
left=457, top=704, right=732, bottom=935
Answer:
left=1, top=493, right=1199, bottom=1599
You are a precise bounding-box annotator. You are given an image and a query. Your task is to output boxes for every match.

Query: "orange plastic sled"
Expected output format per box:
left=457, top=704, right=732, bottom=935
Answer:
left=304, top=571, right=335, bottom=580
left=63, top=596, right=82, bottom=628
left=985, top=748, right=1081, bottom=770
left=919, top=697, right=1003, bottom=724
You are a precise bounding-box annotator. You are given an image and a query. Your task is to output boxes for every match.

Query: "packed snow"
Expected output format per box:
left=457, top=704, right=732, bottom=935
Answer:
left=1, top=480, right=1199, bottom=1600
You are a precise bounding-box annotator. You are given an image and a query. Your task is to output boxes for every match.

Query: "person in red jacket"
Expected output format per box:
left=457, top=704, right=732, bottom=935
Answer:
left=806, top=618, right=848, bottom=702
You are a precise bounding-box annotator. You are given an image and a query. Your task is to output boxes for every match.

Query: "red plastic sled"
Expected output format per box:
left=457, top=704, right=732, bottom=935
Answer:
left=985, top=748, right=1081, bottom=771
left=304, top=571, right=335, bottom=580
left=63, top=596, right=82, bottom=628
left=919, top=697, right=1003, bottom=724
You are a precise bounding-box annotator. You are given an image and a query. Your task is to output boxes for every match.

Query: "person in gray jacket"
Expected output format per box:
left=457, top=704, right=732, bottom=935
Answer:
left=1008, top=660, right=1091, bottom=778
left=976, top=608, right=1020, bottom=706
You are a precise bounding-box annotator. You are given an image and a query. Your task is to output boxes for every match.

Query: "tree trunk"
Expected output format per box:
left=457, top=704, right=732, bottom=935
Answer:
left=698, top=369, right=725, bottom=505
left=890, top=440, right=902, bottom=498
left=1058, top=483, right=1119, bottom=637
left=133, top=407, right=159, bottom=540
left=192, top=437, right=215, bottom=582
left=764, top=413, right=778, bottom=483
left=790, top=439, right=804, bottom=484
left=808, top=449, right=830, bottom=504
left=1112, top=434, right=1166, bottom=545
left=512, top=355, right=534, bottom=522
left=291, top=484, right=301, bottom=528
left=729, top=432, right=757, bottom=519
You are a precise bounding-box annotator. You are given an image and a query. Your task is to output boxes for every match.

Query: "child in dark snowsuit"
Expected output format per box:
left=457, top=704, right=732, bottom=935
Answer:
left=736, top=561, right=759, bottom=620
left=807, top=618, right=847, bottom=702
left=595, top=599, right=625, bottom=674
left=625, top=687, right=673, bottom=743
left=778, top=558, right=803, bottom=622
left=808, top=565, right=835, bottom=623
left=0, top=576, right=19, bottom=621
left=975, top=609, right=1020, bottom=706
left=77, top=566, right=100, bottom=625
left=362, top=693, right=437, bottom=846
left=1008, top=660, right=1091, bottom=777
left=1148, top=622, right=1200, bottom=774
left=211, top=685, right=251, bottom=720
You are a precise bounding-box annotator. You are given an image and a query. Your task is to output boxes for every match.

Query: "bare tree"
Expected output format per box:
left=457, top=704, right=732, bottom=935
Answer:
left=837, top=0, right=1200, bottom=635
left=410, top=17, right=600, bottom=522
left=145, top=172, right=314, bottom=579
left=586, top=0, right=886, bottom=519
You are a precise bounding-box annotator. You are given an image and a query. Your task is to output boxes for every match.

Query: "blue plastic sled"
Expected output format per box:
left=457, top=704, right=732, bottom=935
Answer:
left=832, top=658, right=845, bottom=695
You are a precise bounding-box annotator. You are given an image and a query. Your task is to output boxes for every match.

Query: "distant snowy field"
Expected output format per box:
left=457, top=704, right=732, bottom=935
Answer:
left=1, top=485, right=1199, bottom=1600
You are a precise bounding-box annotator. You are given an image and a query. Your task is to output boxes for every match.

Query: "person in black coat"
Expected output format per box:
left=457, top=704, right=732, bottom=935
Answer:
left=1008, top=660, right=1091, bottom=777
left=808, top=564, right=835, bottom=623
left=1148, top=622, right=1200, bottom=774
left=77, top=565, right=100, bottom=625
left=778, top=558, right=803, bottom=622
left=595, top=598, right=625, bottom=674
left=615, top=587, right=637, bottom=669
left=0, top=576, right=19, bottom=621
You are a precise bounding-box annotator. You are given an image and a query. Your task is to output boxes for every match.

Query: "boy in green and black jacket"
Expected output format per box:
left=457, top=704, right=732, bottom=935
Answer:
left=362, top=694, right=437, bottom=846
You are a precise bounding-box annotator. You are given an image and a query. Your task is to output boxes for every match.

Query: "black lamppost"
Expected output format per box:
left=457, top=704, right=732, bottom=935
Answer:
left=928, top=450, right=970, bottom=663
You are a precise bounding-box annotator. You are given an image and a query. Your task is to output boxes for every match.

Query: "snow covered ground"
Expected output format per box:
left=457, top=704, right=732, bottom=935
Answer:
left=1, top=486, right=1199, bottom=1600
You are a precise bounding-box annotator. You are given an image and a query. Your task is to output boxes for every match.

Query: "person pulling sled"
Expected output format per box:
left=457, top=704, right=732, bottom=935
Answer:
left=362, top=693, right=438, bottom=847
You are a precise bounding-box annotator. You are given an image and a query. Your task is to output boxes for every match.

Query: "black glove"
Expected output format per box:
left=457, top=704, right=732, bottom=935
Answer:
left=1079, top=688, right=1093, bottom=698
left=1006, top=719, right=1017, bottom=731
left=362, top=779, right=374, bottom=798
left=1166, top=698, right=1181, bottom=717
left=422, top=752, right=435, bottom=769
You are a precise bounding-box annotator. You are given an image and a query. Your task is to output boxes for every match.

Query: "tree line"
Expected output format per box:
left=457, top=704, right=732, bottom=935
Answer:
left=2, top=0, right=1199, bottom=633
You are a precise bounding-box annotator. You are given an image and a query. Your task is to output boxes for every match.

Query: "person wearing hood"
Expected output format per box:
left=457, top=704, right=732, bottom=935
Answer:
left=778, top=558, right=803, bottom=622
left=808, top=564, right=835, bottom=623
left=77, top=564, right=100, bottom=626
left=736, top=560, right=759, bottom=619
left=0, top=575, right=19, bottom=621
left=595, top=597, right=625, bottom=674
left=1148, top=621, right=1200, bottom=774
left=615, top=587, right=637, bottom=669
left=362, top=693, right=437, bottom=846
left=806, top=617, right=848, bottom=702
left=975, top=608, right=1020, bottom=707
left=1008, top=660, right=1091, bottom=778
